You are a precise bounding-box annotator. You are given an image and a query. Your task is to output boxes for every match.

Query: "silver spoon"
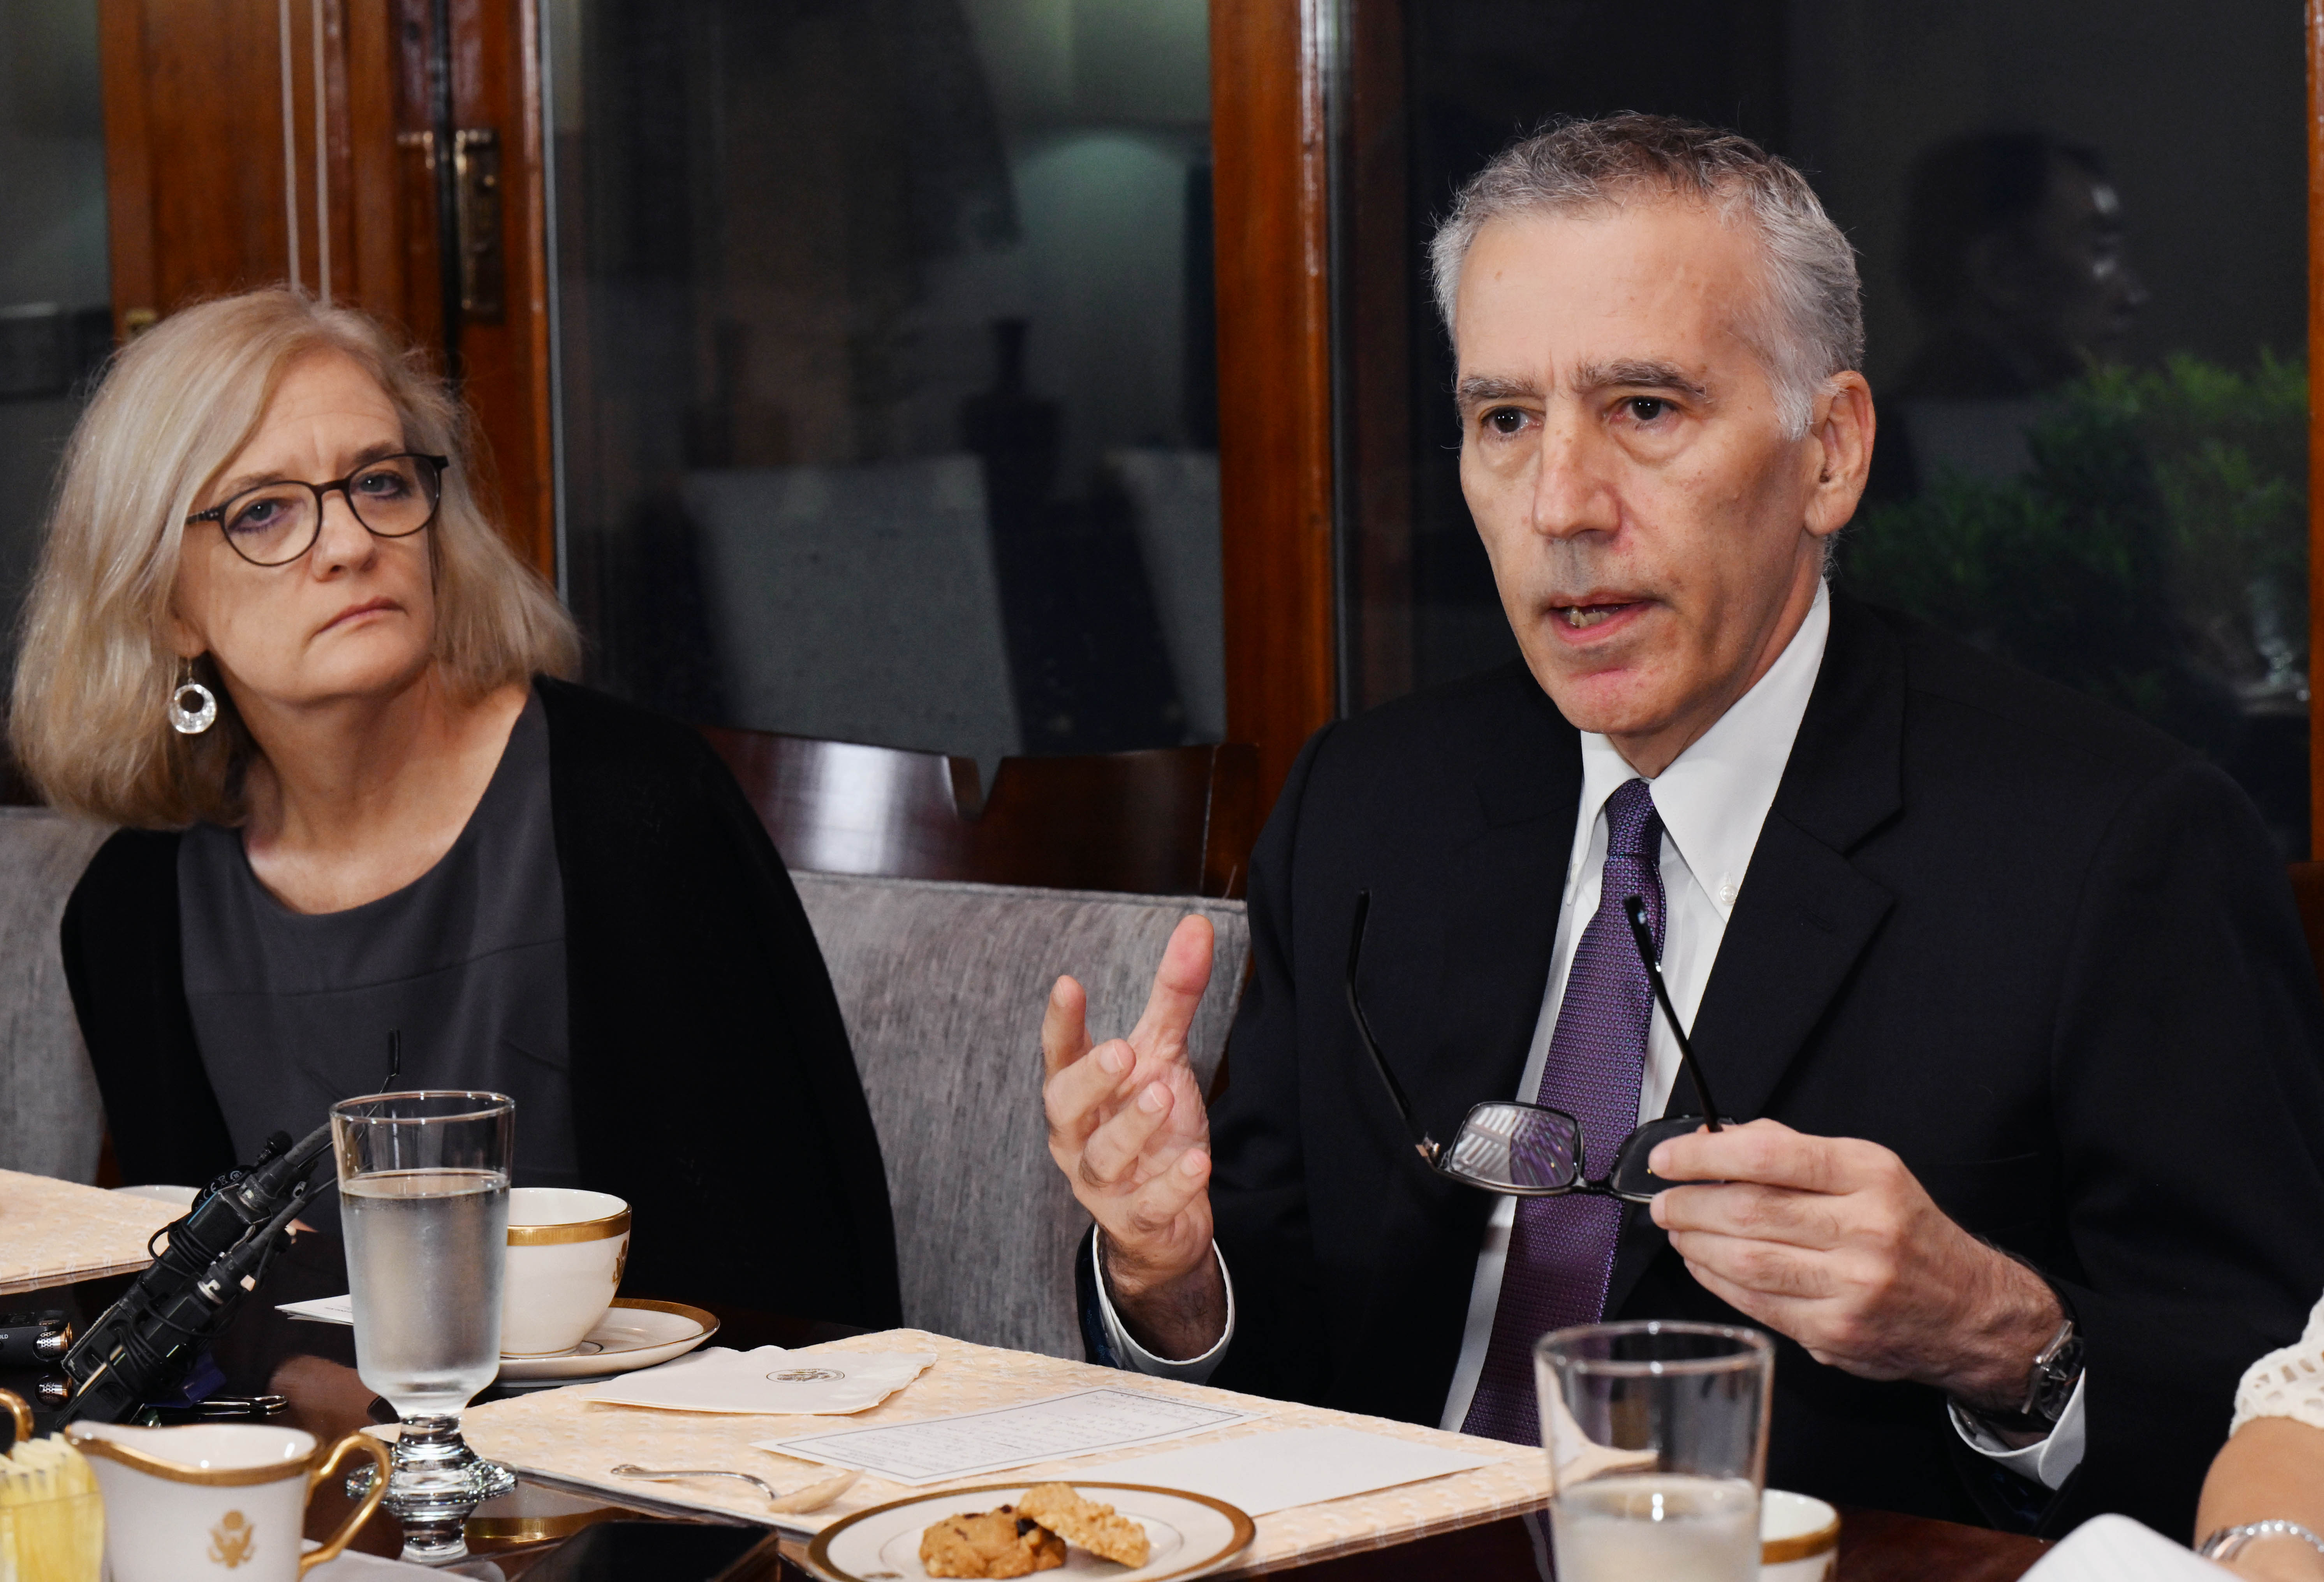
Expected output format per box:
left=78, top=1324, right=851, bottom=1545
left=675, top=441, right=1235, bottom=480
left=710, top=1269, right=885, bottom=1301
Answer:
left=610, top=1463, right=860, bottom=1513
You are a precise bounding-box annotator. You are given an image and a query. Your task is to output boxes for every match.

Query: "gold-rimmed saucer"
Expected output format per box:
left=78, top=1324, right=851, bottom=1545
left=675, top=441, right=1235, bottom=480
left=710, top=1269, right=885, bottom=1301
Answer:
left=495, top=1298, right=718, bottom=1382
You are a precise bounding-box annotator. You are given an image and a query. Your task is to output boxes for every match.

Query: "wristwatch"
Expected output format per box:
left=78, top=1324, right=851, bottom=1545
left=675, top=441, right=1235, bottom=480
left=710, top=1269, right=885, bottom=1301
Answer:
left=2017, top=1315, right=2084, bottom=1425
left=1961, top=1302, right=2084, bottom=1438
left=2199, top=1521, right=2324, bottom=1563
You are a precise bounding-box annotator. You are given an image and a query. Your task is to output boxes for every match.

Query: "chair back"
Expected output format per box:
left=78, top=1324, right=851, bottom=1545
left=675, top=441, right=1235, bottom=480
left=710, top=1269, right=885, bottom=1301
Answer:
left=702, top=726, right=1258, bottom=898
left=0, top=809, right=112, bottom=1180
left=794, top=870, right=1248, bottom=1359
left=686, top=458, right=1023, bottom=781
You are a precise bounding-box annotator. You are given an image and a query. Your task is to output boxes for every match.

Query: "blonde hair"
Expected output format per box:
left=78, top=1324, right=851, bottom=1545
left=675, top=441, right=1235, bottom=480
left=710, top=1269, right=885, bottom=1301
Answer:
left=8, top=289, right=579, bottom=827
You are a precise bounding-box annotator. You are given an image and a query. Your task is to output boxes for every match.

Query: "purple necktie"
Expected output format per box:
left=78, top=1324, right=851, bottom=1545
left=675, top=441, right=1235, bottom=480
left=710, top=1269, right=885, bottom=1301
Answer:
left=1461, top=777, right=1666, bottom=1445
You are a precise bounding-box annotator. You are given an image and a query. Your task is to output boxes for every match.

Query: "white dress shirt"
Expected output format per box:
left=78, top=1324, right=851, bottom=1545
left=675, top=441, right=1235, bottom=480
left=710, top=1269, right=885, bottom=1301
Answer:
left=1097, top=582, right=2085, bottom=1489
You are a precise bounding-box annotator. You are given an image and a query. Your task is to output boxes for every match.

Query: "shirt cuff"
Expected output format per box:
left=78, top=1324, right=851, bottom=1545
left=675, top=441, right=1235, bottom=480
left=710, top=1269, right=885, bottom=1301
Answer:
left=1949, top=1373, right=2088, bottom=1492
left=1089, top=1227, right=1234, bottom=1383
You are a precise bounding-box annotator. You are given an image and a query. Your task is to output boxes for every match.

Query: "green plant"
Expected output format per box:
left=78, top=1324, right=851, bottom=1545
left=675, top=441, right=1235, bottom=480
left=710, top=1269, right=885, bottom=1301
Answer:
left=1840, top=353, right=2307, bottom=755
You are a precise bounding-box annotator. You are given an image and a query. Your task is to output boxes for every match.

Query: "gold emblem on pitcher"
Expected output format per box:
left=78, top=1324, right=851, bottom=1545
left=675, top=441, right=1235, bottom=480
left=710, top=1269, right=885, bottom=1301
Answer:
left=210, top=1509, right=258, bottom=1568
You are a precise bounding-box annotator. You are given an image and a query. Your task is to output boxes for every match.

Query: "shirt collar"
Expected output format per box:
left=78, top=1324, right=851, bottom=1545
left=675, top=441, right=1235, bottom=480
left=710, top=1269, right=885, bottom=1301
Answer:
left=1573, top=580, right=1830, bottom=919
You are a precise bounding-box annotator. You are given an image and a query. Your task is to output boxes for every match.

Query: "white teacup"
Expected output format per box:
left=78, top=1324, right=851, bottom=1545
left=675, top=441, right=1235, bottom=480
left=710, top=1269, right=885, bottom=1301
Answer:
left=501, top=1187, right=631, bottom=1356
left=64, top=1422, right=387, bottom=1582
left=1761, top=1489, right=1841, bottom=1580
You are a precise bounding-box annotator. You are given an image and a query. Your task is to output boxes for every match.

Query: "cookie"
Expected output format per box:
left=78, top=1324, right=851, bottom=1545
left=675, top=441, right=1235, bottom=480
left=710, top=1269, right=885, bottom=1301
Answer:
left=1016, top=1483, right=1152, bottom=1568
left=918, top=1506, right=1067, bottom=1578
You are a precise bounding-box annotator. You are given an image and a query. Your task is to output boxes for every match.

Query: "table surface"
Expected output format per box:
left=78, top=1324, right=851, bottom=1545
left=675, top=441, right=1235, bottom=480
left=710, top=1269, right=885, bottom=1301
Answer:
left=6, top=1274, right=2052, bottom=1582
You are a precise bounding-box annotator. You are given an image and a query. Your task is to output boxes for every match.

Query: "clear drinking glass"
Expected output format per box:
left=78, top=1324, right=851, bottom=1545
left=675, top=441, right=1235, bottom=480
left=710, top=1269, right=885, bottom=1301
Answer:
left=333, top=1090, right=517, bottom=1563
left=1536, top=1321, right=1774, bottom=1582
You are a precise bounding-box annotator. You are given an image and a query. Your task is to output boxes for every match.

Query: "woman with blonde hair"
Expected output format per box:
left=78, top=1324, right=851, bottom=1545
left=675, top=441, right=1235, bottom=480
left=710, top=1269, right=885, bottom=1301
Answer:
left=11, top=289, right=897, bottom=1327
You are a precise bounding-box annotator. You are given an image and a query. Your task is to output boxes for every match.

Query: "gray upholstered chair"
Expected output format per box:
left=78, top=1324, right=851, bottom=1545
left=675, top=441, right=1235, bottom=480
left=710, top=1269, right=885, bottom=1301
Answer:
left=0, top=807, right=1252, bottom=1361
left=0, top=808, right=112, bottom=1182
left=794, top=871, right=1248, bottom=1360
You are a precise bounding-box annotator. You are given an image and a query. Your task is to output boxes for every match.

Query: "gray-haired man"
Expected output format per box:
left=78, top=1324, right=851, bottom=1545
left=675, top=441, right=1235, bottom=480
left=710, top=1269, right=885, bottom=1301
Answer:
left=1041, top=116, right=2324, bottom=1534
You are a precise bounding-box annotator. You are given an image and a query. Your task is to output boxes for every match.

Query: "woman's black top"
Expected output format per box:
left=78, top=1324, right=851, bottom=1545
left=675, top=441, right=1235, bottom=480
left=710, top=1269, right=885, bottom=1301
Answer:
left=61, top=678, right=900, bottom=1329
left=177, top=688, right=578, bottom=1219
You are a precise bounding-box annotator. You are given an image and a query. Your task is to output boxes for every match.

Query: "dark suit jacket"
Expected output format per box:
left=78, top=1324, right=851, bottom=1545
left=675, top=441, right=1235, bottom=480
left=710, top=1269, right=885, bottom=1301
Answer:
left=60, top=678, right=902, bottom=1330
left=1199, top=592, right=2324, bottom=1535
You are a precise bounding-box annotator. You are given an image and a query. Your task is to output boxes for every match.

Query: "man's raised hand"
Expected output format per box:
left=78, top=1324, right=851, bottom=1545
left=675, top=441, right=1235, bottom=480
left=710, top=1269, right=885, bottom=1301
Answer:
left=1041, top=914, right=1227, bottom=1359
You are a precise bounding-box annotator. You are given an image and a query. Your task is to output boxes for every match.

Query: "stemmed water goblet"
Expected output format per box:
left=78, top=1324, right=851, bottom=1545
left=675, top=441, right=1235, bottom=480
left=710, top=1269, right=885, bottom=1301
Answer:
left=332, top=1090, right=518, bottom=1563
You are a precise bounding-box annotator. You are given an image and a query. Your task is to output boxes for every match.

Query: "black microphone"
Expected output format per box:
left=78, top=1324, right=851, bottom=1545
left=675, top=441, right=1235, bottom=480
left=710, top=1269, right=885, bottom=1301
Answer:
left=58, top=1120, right=333, bottom=1425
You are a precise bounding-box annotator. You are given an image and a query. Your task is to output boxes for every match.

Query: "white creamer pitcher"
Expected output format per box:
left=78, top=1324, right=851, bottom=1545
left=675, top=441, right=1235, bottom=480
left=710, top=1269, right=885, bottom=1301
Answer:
left=64, top=1421, right=387, bottom=1582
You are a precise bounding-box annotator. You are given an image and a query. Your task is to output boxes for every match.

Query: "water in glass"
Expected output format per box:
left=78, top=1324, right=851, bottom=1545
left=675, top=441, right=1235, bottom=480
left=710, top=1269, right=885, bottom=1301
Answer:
left=343, top=1168, right=509, bottom=1418
left=1551, top=1473, right=1760, bottom=1582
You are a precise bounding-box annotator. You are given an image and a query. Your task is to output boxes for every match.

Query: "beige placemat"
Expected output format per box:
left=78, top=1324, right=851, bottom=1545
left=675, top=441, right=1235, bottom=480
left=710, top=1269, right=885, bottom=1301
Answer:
left=458, top=1328, right=1549, bottom=1575
left=0, top=1170, right=180, bottom=1295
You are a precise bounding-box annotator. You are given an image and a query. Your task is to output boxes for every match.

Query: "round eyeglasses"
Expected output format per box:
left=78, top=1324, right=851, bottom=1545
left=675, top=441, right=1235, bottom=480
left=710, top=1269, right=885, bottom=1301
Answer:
left=185, top=453, right=449, bottom=567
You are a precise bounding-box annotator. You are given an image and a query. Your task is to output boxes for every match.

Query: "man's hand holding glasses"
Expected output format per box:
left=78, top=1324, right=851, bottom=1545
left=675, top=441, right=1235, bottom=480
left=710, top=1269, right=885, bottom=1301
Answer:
left=1646, top=1119, right=2068, bottom=1418
left=1352, top=885, right=2072, bottom=1427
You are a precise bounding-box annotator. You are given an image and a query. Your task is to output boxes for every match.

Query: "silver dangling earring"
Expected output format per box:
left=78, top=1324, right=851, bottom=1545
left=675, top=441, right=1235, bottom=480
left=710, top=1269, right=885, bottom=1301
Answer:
left=167, top=661, right=218, bottom=735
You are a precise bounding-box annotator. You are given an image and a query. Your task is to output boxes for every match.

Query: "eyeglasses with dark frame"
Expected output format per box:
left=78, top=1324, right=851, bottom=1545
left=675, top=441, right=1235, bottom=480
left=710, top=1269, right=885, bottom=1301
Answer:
left=185, top=453, right=451, bottom=567
left=1344, top=889, right=1734, bottom=1200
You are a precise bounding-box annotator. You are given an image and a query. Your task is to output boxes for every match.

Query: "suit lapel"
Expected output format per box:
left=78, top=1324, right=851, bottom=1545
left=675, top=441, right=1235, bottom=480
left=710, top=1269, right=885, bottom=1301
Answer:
left=1605, top=593, right=1906, bottom=1317
left=1695, top=593, right=1904, bottom=1116
left=1417, top=682, right=1584, bottom=1129
left=1341, top=674, right=1583, bottom=1419
left=1688, top=818, right=1895, bottom=1118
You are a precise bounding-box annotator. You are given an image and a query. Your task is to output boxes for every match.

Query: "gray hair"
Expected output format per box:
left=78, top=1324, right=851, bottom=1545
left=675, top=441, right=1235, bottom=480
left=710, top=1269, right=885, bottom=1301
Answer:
left=1429, top=115, right=1864, bottom=439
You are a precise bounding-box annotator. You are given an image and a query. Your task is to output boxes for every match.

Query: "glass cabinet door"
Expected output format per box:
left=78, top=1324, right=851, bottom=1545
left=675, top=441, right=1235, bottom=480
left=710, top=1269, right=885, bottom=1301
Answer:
left=545, top=0, right=1222, bottom=779
left=1332, top=0, right=2308, bottom=856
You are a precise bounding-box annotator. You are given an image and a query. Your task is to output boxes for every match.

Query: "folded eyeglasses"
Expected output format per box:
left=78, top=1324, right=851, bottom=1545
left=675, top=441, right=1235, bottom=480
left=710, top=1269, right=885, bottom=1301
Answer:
left=1344, top=889, right=1732, bottom=1201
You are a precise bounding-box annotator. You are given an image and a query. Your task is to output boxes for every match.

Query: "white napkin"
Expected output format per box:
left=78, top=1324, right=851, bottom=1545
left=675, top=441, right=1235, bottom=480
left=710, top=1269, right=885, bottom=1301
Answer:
left=278, top=1294, right=355, bottom=1325
left=2019, top=1515, right=2230, bottom=1580
left=572, top=1346, right=934, bottom=1415
left=1084, top=1426, right=1509, bottom=1515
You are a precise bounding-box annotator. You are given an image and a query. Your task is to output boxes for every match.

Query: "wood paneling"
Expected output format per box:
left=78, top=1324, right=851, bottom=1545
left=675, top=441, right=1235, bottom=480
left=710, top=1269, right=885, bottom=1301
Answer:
left=100, top=0, right=297, bottom=325
left=1212, top=0, right=1339, bottom=810
left=95, top=0, right=552, bottom=576
left=429, top=0, right=554, bottom=576
left=94, top=0, right=153, bottom=336
left=2310, top=0, right=2324, bottom=856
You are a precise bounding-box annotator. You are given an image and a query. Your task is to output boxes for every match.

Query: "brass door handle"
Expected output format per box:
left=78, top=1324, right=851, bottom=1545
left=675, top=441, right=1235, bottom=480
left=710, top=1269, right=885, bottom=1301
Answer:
left=395, top=127, right=505, bottom=322
left=451, top=128, right=504, bottom=320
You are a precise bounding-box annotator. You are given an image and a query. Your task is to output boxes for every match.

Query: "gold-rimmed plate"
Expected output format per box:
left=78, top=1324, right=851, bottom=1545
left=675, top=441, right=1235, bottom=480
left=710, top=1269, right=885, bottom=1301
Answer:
left=807, top=1482, right=1254, bottom=1582
left=495, top=1298, right=719, bottom=1381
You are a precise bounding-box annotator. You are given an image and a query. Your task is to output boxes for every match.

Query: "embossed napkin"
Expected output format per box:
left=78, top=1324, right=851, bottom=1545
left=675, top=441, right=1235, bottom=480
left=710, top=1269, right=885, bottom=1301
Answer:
left=572, top=1346, right=935, bottom=1415
left=2018, top=1515, right=2231, bottom=1581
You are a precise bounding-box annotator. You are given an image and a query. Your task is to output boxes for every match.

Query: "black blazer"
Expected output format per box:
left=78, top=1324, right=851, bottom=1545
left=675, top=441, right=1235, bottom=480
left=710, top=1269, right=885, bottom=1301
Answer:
left=60, top=678, right=901, bottom=1330
left=1201, top=592, right=2324, bottom=1536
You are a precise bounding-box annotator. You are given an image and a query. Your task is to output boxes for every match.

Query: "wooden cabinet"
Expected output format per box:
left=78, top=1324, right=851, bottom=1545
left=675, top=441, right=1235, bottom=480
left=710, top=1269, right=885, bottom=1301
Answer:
left=1211, top=0, right=1337, bottom=803
left=88, top=0, right=1343, bottom=815
left=96, top=0, right=554, bottom=575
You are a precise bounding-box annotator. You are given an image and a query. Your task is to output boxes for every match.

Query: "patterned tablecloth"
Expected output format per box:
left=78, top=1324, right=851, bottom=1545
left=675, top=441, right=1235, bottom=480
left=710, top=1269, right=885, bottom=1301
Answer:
left=457, top=1328, right=1552, bottom=1575
left=0, top=1170, right=180, bottom=1295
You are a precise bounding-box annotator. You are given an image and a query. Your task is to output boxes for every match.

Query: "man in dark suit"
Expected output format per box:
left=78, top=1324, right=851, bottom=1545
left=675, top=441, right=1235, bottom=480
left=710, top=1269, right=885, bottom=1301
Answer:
left=1040, top=115, right=2324, bottom=1536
